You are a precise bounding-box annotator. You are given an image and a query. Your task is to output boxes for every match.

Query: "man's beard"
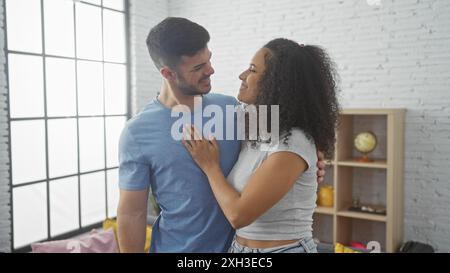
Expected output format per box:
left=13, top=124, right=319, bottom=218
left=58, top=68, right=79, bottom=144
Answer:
left=176, top=75, right=211, bottom=96
left=178, top=82, right=203, bottom=96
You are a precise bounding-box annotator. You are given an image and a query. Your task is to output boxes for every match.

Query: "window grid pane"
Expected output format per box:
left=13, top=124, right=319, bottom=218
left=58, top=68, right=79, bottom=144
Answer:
left=11, top=120, right=47, bottom=185
left=8, top=54, right=45, bottom=118
left=103, top=0, right=125, bottom=11
left=5, top=0, right=42, bottom=53
left=77, top=60, right=104, bottom=116
left=104, top=63, right=127, bottom=115
left=79, top=117, right=105, bottom=172
left=44, top=0, right=75, bottom=57
left=80, top=171, right=106, bottom=227
left=7, top=0, right=129, bottom=250
left=75, top=3, right=103, bottom=61
left=45, top=57, right=77, bottom=117
left=48, top=118, right=78, bottom=178
left=50, top=177, right=79, bottom=237
left=103, top=10, right=126, bottom=63
left=13, top=182, right=48, bottom=249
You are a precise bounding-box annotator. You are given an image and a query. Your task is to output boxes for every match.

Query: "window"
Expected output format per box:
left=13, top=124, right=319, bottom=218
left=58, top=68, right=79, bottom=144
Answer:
left=5, top=0, right=129, bottom=251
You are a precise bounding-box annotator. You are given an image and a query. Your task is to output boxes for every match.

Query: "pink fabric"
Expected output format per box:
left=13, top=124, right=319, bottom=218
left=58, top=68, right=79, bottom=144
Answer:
left=31, top=228, right=118, bottom=253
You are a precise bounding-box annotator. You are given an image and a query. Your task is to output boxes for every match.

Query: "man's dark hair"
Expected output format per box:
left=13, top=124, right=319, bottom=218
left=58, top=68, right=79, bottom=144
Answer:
left=146, top=17, right=210, bottom=69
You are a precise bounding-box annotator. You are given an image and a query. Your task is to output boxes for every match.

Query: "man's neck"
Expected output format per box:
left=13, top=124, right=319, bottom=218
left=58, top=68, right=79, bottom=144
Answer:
left=158, top=81, right=197, bottom=110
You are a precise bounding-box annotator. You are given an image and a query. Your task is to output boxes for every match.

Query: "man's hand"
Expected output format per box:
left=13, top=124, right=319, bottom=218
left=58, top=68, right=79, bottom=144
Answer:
left=316, top=151, right=326, bottom=183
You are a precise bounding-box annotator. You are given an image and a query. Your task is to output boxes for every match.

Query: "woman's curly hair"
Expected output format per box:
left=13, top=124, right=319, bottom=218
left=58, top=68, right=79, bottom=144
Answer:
left=255, top=38, right=340, bottom=158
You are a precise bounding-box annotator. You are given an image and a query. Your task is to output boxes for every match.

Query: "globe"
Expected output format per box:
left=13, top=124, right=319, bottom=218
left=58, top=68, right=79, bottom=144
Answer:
left=354, top=131, right=377, bottom=161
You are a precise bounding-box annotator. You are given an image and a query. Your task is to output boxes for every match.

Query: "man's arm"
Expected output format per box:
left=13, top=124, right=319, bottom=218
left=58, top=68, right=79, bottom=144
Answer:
left=117, top=188, right=149, bottom=253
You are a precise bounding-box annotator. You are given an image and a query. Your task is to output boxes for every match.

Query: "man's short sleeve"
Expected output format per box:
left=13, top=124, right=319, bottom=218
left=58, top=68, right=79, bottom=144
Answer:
left=118, top=126, right=150, bottom=191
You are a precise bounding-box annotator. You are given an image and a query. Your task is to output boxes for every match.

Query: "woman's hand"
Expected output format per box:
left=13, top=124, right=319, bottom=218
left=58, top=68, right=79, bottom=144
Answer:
left=182, top=125, right=221, bottom=174
left=316, top=151, right=326, bottom=183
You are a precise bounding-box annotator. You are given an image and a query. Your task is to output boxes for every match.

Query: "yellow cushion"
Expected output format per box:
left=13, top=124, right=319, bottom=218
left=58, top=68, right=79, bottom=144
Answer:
left=103, top=218, right=152, bottom=253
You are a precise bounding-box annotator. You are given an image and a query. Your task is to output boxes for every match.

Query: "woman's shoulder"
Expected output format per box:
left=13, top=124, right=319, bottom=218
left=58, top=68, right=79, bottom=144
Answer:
left=267, top=128, right=317, bottom=169
left=279, top=128, right=315, bottom=148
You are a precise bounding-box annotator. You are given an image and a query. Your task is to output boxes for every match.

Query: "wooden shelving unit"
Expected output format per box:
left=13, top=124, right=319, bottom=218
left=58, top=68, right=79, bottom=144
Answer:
left=313, top=108, right=405, bottom=252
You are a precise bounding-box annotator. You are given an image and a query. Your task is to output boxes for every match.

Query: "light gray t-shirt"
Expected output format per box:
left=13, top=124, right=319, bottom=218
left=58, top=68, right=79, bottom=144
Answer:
left=227, top=128, right=318, bottom=240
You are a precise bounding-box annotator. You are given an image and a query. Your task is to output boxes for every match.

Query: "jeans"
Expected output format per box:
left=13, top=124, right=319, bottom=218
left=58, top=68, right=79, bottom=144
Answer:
left=228, top=237, right=318, bottom=253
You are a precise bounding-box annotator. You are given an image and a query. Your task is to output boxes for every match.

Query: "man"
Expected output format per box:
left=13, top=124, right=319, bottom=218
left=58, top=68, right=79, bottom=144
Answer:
left=117, top=17, right=326, bottom=253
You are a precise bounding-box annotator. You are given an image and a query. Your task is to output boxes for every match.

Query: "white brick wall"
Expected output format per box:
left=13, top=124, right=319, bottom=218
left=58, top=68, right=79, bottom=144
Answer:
left=0, top=0, right=11, bottom=253
left=129, top=0, right=168, bottom=115
left=166, top=0, right=450, bottom=252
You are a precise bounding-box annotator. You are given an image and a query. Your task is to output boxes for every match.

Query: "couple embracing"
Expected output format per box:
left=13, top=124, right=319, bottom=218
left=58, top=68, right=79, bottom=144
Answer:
left=117, top=17, right=339, bottom=253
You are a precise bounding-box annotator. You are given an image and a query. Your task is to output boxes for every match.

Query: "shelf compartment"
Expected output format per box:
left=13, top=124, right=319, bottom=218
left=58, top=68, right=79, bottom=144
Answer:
left=336, top=166, right=387, bottom=214
left=336, top=114, right=387, bottom=162
left=336, top=216, right=386, bottom=252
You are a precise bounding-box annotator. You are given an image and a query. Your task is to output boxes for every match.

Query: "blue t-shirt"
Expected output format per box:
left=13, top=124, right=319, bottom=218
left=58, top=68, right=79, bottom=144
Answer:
left=118, top=93, right=241, bottom=252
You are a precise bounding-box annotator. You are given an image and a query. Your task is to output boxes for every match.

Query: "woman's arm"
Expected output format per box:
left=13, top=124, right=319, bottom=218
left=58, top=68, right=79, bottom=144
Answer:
left=205, top=151, right=306, bottom=229
left=182, top=125, right=307, bottom=229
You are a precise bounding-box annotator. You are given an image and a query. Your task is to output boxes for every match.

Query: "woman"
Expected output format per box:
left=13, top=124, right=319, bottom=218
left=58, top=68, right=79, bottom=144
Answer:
left=182, top=38, right=339, bottom=253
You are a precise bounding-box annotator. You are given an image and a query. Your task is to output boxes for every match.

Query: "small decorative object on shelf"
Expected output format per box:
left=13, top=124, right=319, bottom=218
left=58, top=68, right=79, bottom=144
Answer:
left=354, top=131, right=378, bottom=162
left=350, top=241, right=366, bottom=250
left=349, top=198, right=386, bottom=215
left=318, top=185, right=334, bottom=207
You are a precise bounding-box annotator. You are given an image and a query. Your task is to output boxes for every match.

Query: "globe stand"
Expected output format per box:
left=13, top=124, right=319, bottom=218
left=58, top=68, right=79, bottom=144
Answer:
left=357, top=153, right=374, bottom=163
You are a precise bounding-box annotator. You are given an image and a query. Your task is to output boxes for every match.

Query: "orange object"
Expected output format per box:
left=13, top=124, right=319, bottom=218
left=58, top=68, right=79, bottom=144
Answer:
left=318, top=185, right=334, bottom=207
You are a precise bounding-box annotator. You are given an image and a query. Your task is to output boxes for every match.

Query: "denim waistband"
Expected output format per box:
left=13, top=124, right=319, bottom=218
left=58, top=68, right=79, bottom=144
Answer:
left=229, top=237, right=317, bottom=253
